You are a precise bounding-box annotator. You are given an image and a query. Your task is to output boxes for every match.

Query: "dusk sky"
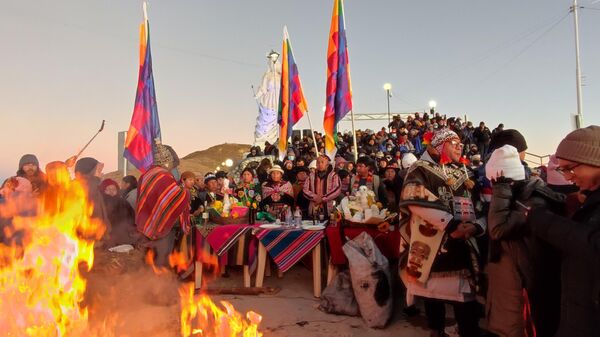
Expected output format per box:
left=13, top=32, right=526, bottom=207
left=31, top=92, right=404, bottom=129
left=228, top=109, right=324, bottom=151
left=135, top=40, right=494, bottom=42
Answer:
left=1, top=0, right=599, bottom=180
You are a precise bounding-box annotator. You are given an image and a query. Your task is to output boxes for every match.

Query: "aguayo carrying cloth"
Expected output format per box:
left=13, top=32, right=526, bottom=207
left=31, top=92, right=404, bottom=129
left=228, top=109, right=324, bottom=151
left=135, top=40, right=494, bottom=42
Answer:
left=196, top=224, right=254, bottom=256
left=195, top=224, right=257, bottom=270
left=254, top=228, right=324, bottom=273
left=136, top=166, right=190, bottom=240
left=399, top=151, right=484, bottom=301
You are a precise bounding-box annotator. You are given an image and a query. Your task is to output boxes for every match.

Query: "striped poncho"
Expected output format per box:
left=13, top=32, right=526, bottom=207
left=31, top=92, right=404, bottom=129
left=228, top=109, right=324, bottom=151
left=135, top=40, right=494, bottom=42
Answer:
left=136, top=166, right=190, bottom=240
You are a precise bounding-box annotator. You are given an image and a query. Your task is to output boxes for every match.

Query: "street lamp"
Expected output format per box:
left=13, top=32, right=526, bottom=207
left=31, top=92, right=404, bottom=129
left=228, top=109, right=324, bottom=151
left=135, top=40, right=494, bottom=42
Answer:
left=383, top=83, right=392, bottom=132
left=428, top=100, right=437, bottom=114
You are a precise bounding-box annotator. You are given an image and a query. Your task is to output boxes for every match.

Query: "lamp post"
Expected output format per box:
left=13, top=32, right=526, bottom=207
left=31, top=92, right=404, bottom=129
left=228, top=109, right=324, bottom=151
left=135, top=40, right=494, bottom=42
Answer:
left=571, top=0, right=583, bottom=128
left=428, top=100, right=437, bottom=115
left=383, top=83, right=392, bottom=132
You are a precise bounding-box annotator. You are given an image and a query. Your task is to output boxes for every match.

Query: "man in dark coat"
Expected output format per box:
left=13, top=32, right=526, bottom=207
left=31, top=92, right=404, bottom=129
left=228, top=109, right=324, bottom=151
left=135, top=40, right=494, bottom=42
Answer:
left=524, top=125, right=600, bottom=337
left=473, top=122, right=492, bottom=158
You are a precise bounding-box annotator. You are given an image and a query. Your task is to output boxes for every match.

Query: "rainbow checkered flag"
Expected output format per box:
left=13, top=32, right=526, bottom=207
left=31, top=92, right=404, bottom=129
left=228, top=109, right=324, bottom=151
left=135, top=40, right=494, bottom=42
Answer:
left=277, top=26, right=308, bottom=160
left=323, top=0, right=352, bottom=159
left=124, top=15, right=161, bottom=172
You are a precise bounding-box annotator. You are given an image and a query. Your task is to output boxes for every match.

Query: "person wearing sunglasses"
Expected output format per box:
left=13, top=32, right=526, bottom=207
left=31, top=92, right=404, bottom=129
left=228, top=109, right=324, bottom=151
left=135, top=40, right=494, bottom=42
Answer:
left=524, top=125, right=600, bottom=336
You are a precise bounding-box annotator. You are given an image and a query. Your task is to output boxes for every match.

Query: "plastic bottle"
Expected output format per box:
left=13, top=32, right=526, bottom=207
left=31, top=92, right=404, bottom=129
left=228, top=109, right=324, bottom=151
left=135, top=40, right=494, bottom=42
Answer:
left=201, top=201, right=209, bottom=225
left=293, top=207, right=302, bottom=228
left=285, top=207, right=293, bottom=225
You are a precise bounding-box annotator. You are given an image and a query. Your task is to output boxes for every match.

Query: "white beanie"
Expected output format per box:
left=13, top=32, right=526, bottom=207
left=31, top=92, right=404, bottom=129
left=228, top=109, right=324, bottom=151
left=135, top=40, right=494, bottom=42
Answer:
left=308, top=160, right=317, bottom=170
left=401, top=153, right=418, bottom=169
left=485, top=145, right=525, bottom=181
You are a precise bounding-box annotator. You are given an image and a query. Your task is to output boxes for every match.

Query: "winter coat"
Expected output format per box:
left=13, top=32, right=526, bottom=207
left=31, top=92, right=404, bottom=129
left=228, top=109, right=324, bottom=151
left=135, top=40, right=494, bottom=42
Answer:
left=77, top=175, right=112, bottom=240
left=103, top=194, right=136, bottom=246
left=123, top=188, right=137, bottom=211
left=487, top=178, right=564, bottom=337
left=473, top=126, right=492, bottom=145
left=528, top=187, right=600, bottom=337
left=377, top=175, right=403, bottom=213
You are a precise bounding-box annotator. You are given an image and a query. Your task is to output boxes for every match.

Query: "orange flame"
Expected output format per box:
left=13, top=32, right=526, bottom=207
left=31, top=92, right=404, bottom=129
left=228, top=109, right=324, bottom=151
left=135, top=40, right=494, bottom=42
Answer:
left=178, top=283, right=262, bottom=337
left=145, top=244, right=263, bottom=336
left=0, top=169, right=106, bottom=336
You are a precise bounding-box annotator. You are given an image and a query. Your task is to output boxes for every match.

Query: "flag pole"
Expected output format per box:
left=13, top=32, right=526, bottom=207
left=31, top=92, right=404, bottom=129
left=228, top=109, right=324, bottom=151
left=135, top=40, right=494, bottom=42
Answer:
left=304, top=111, right=320, bottom=156
left=143, top=1, right=148, bottom=21
left=349, top=109, right=358, bottom=162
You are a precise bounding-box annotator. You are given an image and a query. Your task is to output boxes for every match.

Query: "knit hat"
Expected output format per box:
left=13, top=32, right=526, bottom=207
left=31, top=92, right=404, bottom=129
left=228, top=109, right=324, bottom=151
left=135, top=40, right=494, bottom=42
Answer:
left=308, top=160, right=317, bottom=170
left=401, top=153, right=418, bottom=169
left=334, top=156, right=347, bottom=167
left=555, top=125, right=600, bottom=167
left=19, top=154, right=39, bottom=169
left=489, top=129, right=528, bottom=153
left=431, top=129, right=460, bottom=154
left=180, top=171, right=196, bottom=182
left=99, top=179, right=119, bottom=193
left=486, top=145, right=525, bottom=181
left=75, top=157, right=99, bottom=175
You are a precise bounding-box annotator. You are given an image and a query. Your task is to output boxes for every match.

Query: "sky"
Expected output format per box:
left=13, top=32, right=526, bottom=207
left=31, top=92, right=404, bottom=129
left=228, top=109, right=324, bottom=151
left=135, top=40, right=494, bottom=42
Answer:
left=0, top=0, right=599, bottom=180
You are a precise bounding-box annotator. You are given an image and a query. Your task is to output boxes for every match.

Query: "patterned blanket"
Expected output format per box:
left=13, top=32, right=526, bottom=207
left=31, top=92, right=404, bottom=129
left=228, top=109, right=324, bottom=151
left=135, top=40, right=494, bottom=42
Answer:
left=254, top=228, right=324, bottom=273
left=136, top=166, right=190, bottom=240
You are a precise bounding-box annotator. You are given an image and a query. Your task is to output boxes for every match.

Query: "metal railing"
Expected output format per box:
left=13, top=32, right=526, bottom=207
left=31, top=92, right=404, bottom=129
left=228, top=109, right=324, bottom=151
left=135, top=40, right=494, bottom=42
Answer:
left=524, top=152, right=551, bottom=167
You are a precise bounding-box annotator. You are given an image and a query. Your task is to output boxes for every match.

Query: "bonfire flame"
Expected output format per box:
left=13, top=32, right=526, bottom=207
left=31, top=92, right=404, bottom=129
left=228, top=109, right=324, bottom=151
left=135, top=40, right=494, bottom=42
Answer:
left=146, top=238, right=263, bottom=336
left=178, top=283, right=262, bottom=337
left=0, top=168, right=105, bottom=336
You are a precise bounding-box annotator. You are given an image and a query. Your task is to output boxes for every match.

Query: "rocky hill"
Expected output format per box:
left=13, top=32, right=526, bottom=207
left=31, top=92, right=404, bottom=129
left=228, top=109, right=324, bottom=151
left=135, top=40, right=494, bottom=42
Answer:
left=104, top=143, right=251, bottom=181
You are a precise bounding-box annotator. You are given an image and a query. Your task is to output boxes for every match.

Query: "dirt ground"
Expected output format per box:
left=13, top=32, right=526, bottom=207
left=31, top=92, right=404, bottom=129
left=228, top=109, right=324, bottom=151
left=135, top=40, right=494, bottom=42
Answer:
left=85, top=248, right=435, bottom=337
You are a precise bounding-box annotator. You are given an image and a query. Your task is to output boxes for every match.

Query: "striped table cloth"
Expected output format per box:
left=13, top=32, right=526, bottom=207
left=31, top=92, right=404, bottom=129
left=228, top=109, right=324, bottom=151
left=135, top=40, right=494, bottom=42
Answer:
left=195, top=224, right=257, bottom=268
left=254, top=228, right=324, bottom=273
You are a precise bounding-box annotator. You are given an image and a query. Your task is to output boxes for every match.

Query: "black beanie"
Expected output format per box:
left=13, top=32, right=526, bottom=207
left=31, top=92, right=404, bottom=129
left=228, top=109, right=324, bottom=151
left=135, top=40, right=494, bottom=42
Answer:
left=75, top=157, right=99, bottom=175
left=489, top=129, right=528, bottom=153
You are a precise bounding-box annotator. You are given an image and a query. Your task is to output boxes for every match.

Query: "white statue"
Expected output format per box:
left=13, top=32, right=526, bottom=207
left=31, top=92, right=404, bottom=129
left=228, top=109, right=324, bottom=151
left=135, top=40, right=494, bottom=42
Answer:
left=253, top=50, right=281, bottom=148
left=222, top=178, right=231, bottom=215
left=357, top=185, right=370, bottom=210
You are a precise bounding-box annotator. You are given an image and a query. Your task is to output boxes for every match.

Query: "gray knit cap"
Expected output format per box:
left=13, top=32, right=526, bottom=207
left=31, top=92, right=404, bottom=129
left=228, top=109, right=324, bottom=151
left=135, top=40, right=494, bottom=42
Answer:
left=555, top=125, right=600, bottom=166
left=19, top=154, right=39, bottom=169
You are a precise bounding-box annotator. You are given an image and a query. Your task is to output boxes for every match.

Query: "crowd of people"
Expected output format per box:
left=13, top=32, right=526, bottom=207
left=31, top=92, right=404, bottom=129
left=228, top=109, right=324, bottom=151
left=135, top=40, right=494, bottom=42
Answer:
left=1, top=112, right=599, bottom=337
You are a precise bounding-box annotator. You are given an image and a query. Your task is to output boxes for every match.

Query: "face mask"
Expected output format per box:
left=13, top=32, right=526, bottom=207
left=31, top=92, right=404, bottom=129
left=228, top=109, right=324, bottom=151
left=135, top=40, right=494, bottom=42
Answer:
left=288, top=155, right=295, bottom=161
left=386, top=147, right=393, bottom=152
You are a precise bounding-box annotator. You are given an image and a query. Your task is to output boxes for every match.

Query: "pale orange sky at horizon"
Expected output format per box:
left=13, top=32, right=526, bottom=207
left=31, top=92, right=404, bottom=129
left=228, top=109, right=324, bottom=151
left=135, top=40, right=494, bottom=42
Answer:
left=1, top=0, right=598, bottom=180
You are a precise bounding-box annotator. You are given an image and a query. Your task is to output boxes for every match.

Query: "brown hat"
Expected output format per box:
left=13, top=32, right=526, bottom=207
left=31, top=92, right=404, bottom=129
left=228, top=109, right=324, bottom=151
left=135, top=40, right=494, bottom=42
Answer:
left=180, top=171, right=195, bottom=182
left=555, top=125, right=600, bottom=167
